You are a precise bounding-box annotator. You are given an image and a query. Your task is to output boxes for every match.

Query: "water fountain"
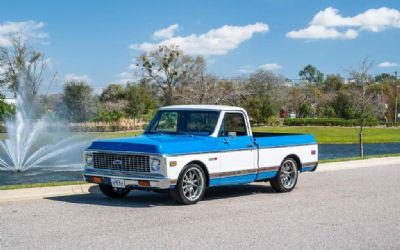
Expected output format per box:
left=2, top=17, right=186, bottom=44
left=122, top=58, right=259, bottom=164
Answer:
left=0, top=74, right=88, bottom=177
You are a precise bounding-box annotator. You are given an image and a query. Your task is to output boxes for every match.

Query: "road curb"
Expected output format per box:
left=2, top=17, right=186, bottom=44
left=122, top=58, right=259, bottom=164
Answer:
left=1, top=156, right=400, bottom=202
left=0, top=183, right=98, bottom=202
left=317, top=156, right=400, bottom=172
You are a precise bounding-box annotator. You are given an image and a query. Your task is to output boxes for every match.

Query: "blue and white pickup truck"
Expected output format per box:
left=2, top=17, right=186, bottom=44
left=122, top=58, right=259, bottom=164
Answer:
left=83, top=105, right=318, bottom=204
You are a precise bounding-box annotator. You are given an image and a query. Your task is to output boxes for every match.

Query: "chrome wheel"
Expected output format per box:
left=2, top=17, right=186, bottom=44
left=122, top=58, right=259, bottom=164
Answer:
left=181, top=167, right=205, bottom=202
left=279, top=159, right=298, bottom=189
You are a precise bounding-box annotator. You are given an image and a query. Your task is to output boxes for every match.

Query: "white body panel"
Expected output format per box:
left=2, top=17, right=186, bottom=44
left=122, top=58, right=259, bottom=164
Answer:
left=258, top=144, right=318, bottom=169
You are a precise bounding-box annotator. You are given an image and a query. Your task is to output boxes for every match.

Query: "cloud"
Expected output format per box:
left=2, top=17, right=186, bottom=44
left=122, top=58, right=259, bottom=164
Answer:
left=238, top=63, right=282, bottom=74
left=287, top=25, right=358, bottom=39
left=64, top=73, right=91, bottom=83
left=131, top=22, right=269, bottom=56
left=287, top=7, right=400, bottom=40
left=153, top=24, right=179, bottom=40
left=378, top=61, right=398, bottom=68
left=0, top=20, right=48, bottom=47
left=116, top=71, right=136, bottom=84
left=237, top=65, right=255, bottom=74
left=258, top=63, right=282, bottom=71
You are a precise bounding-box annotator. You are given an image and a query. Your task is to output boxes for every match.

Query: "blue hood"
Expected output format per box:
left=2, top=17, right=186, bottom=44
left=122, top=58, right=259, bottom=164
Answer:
left=87, top=134, right=221, bottom=155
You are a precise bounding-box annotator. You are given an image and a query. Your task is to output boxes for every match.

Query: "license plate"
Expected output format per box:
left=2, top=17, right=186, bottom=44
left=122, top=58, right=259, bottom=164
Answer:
left=111, top=179, right=125, bottom=188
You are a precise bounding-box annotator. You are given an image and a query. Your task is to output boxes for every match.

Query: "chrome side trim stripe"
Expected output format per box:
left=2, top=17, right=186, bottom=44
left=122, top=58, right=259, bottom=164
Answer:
left=209, top=166, right=279, bottom=179
left=302, top=161, right=318, bottom=167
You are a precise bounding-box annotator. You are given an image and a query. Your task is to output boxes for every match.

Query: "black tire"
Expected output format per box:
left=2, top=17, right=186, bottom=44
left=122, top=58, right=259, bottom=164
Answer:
left=170, top=164, right=206, bottom=205
left=99, top=184, right=130, bottom=198
left=270, top=157, right=299, bottom=193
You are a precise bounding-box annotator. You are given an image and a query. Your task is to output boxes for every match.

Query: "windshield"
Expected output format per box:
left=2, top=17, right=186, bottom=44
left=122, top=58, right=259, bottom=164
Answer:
left=145, top=110, right=220, bottom=136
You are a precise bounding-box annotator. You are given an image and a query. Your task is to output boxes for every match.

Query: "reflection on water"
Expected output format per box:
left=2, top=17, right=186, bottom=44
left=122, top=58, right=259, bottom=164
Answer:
left=318, top=143, right=400, bottom=160
left=0, top=143, right=399, bottom=185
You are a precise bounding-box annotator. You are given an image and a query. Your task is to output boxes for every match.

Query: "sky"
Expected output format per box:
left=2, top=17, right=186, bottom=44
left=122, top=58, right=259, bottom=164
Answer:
left=1, top=0, right=400, bottom=93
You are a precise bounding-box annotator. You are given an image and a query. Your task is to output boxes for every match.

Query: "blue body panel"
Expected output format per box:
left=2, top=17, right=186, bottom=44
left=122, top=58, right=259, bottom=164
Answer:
left=210, top=174, right=256, bottom=186
left=88, top=133, right=316, bottom=155
left=254, top=134, right=316, bottom=148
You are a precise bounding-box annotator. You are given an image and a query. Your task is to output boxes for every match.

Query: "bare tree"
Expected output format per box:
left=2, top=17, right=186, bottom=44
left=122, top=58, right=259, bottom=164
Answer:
left=136, top=45, right=202, bottom=105
left=0, top=37, right=55, bottom=98
left=350, top=59, right=374, bottom=157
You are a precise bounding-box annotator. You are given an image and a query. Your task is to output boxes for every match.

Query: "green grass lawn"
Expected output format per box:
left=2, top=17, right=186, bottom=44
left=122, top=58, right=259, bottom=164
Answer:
left=252, top=126, right=400, bottom=144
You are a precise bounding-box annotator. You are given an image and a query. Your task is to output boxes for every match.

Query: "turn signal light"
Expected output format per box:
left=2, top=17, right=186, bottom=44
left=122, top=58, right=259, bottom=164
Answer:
left=169, top=161, right=177, bottom=167
left=91, top=176, right=103, bottom=184
left=138, top=180, right=150, bottom=187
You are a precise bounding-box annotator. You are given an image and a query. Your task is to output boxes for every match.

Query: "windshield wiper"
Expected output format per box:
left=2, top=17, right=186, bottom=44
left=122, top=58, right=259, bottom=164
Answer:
left=177, top=130, right=194, bottom=136
left=145, top=131, right=164, bottom=135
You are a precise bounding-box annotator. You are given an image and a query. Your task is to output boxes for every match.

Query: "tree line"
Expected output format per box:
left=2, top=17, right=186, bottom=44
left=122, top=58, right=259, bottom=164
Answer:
left=0, top=41, right=399, bottom=128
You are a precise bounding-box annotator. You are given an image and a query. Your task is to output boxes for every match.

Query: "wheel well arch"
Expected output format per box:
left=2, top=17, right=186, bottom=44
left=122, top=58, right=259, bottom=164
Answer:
left=283, top=154, right=302, bottom=171
left=185, top=160, right=210, bottom=187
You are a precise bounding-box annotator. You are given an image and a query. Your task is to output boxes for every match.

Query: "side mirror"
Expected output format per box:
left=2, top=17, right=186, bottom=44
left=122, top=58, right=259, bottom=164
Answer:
left=227, top=132, right=237, bottom=139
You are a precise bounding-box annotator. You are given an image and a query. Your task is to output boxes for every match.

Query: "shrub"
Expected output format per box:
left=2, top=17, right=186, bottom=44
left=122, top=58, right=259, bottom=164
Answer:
left=93, top=110, right=125, bottom=123
left=283, top=118, right=379, bottom=127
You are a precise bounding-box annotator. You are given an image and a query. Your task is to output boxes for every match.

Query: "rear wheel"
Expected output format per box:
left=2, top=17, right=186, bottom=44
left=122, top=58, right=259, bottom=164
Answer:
left=270, top=158, right=298, bottom=192
left=99, top=184, right=130, bottom=198
left=170, top=164, right=206, bottom=205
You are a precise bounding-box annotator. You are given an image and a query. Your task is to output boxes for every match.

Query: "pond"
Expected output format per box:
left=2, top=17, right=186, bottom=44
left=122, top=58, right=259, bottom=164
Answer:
left=1, top=143, right=400, bottom=185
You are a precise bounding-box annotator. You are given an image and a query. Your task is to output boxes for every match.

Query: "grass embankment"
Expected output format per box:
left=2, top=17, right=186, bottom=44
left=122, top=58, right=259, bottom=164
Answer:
left=0, top=181, right=86, bottom=190
left=80, top=130, right=142, bottom=139
left=253, top=126, right=400, bottom=144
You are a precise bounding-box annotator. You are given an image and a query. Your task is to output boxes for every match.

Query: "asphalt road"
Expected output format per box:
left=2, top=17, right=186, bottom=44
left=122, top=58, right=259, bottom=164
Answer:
left=1, top=164, right=400, bottom=250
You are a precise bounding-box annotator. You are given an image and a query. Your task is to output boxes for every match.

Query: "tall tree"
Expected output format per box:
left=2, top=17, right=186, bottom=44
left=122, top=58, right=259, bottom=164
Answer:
left=125, top=81, right=156, bottom=126
left=350, top=59, right=374, bottom=157
left=299, top=65, right=324, bottom=85
left=299, top=64, right=324, bottom=118
left=99, top=83, right=127, bottom=111
left=62, top=81, right=94, bottom=122
left=0, top=37, right=55, bottom=98
left=136, top=45, right=203, bottom=105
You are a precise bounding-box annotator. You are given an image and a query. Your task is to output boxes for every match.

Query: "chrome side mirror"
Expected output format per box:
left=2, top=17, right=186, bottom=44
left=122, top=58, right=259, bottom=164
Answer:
left=227, top=132, right=237, bottom=139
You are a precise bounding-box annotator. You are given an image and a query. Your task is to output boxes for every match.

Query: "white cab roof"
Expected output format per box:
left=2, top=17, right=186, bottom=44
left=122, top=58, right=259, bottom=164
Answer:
left=160, top=105, right=246, bottom=112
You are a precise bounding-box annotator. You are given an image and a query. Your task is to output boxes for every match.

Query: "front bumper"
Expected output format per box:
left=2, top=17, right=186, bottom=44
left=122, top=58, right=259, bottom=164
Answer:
left=82, top=167, right=175, bottom=189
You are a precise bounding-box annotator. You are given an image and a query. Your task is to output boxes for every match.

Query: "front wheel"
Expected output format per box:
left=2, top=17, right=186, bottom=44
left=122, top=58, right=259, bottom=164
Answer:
left=99, top=184, right=130, bottom=198
left=270, top=158, right=299, bottom=192
left=170, top=164, right=206, bottom=205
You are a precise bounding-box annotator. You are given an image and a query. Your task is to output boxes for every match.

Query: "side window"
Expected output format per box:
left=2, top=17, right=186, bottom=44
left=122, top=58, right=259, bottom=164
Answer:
left=219, top=112, right=248, bottom=137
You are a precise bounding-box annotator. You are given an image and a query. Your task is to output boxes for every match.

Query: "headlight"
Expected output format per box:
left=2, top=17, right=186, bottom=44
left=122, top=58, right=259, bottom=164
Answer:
left=150, top=158, right=161, bottom=172
left=84, top=152, right=93, bottom=166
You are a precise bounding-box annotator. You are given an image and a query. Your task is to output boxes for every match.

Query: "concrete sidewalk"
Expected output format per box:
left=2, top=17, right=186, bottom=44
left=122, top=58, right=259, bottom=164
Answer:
left=1, top=156, right=399, bottom=202
left=0, top=183, right=98, bottom=202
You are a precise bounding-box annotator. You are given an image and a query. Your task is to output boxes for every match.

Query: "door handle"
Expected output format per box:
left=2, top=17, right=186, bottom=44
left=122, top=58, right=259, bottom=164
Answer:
left=246, top=144, right=254, bottom=147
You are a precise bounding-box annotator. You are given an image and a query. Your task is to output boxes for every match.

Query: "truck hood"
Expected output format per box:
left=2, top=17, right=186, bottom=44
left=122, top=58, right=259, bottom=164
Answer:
left=87, top=134, right=221, bottom=155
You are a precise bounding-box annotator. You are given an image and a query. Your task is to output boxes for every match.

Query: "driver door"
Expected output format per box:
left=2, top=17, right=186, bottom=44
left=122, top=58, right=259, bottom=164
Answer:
left=215, top=112, right=257, bottom=185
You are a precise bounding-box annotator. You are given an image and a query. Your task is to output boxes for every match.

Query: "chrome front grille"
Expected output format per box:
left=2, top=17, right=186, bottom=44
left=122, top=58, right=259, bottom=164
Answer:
left=93, top=152, right=150, bottom=172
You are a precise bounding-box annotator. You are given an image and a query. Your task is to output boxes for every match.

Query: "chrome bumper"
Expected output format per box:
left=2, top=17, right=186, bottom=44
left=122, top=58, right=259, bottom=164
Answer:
left=82, top=167, right=174, bottom=189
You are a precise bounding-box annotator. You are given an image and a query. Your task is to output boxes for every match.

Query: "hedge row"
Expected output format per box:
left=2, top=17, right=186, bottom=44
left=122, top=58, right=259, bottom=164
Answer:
left=283, top=118, right=380, bottom=127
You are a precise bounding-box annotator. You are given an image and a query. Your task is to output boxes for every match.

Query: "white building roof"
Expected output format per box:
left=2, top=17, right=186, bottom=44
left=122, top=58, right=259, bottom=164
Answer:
left=160, top=105, right=246, bottom=112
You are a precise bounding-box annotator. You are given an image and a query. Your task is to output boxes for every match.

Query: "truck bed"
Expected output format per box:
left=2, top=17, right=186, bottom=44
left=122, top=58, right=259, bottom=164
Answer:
left=253, top=132, right=317, bottom=148
left=253, top=132, right=302, bottom=137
